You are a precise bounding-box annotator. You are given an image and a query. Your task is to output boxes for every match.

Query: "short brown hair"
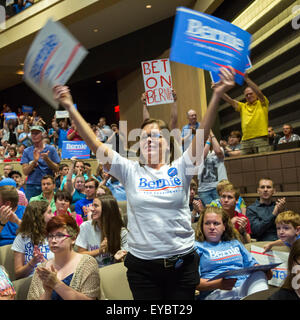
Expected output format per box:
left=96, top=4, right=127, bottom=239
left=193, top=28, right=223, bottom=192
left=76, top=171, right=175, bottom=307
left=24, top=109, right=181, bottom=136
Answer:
left=0, top=186, right=18, bottom=210
left=41, top=175, right=55, bottom=184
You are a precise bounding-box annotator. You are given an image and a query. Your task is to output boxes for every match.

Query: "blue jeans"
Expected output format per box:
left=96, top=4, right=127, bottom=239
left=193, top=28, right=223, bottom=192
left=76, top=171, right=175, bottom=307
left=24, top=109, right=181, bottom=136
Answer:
left=198, top=188, right=219, bottom=206
left=24, top=184, right=42, bottom=202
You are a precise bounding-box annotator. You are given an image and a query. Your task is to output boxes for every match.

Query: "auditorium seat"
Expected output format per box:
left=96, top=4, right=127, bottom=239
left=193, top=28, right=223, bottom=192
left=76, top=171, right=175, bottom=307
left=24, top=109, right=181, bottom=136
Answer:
left=12, top=276, right=32, bottom=300
left=0, top=244, right=16, bottom=281
left=98, top=262, right=133, bottom=300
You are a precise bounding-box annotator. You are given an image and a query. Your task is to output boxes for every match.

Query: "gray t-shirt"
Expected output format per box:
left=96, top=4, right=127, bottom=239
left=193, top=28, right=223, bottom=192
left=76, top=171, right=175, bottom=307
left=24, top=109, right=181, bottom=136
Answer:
left=75, top=220, right=128, bottom=268
left=198, top=149, right=228, bottom=192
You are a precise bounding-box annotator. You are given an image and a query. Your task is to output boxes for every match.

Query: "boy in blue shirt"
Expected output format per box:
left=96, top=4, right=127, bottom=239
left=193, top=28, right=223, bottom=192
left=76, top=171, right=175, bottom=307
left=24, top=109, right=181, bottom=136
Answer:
left=263, top=211, right=300, bottom=252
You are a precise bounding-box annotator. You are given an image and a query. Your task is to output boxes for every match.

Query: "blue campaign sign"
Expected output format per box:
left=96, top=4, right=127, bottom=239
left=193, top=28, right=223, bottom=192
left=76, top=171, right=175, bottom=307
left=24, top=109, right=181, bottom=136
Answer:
left=4, top=112, right=18, bottom=121
left=61, top=141, right=90, bottom=159
left=22, top=105, right=33, bottom=114
left=209, top=55, right=252, bottom=83
left=170, top=7, right=251, bottom=85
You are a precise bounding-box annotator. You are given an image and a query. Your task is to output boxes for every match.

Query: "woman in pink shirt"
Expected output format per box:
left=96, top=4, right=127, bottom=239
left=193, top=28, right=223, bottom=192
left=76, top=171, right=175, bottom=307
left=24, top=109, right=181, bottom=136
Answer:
left=54, top=190, right=83, bottom=226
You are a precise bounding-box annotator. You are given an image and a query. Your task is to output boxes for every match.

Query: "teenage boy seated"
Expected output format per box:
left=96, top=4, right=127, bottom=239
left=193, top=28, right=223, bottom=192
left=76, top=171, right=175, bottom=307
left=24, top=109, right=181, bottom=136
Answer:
left=220, top=185, right=251, bottom=243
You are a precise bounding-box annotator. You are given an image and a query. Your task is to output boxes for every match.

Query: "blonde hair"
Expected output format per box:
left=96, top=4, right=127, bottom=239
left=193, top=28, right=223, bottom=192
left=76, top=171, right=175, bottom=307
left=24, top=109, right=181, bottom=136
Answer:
left=216, top=179, right=230, bottom=195
left=275, top=211, right=300, bottom=229
left=220, top=184, right=240, bottom=200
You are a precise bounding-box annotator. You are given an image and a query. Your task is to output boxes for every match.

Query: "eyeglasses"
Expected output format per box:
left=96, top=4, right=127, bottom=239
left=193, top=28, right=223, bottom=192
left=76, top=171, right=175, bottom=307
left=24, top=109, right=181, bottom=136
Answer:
left=47, top=233, right=71, bottom=241
left=140, top=132, right=163, bottom=141
left=85, top=185, right=95, bottom=189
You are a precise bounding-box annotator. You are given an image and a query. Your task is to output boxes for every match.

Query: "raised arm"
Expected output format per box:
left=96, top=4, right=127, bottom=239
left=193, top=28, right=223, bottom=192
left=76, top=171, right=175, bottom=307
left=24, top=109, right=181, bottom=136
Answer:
left=188, top=67, right=235, bottom=165
left=244, top=73, right=265, bottom=102
left=221, top=93, right=239, bottom=111
left=168, top=89, right=178, bottom=130
left=53, top=86, right=113, bottom=171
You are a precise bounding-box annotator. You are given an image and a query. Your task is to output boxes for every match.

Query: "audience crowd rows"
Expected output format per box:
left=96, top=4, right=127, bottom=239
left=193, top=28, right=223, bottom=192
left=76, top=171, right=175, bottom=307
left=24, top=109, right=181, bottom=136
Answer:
left=0, top=69, right=299, bottom=301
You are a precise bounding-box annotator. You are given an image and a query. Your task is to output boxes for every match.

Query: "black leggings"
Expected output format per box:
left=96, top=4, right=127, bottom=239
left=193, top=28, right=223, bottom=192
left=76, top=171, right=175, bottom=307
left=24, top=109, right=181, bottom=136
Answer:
left=124, top=252, right=200, bottom=300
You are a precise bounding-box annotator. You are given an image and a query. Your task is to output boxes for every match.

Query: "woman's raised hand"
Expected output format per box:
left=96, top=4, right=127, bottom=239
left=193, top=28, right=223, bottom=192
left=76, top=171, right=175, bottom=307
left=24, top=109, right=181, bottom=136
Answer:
left=53, top=85, right=74, bottom=110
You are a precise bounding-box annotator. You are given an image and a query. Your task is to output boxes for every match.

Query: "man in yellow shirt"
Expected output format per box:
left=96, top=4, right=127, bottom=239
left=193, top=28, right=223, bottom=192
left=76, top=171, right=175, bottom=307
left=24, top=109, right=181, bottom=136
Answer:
left=221, top=73, right=270, bottom=155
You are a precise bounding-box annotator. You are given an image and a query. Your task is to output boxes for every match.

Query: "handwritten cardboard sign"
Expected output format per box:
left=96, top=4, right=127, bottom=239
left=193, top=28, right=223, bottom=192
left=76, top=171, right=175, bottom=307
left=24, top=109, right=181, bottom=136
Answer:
left=24, top=19, right=88, bottom=109
left=141, top=58, right=174, bottom=106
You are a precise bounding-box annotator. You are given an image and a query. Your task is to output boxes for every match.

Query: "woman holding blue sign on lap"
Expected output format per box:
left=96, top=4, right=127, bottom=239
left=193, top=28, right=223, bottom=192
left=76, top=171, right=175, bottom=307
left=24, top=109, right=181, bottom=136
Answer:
left=53, top=67, right=236, bottom=300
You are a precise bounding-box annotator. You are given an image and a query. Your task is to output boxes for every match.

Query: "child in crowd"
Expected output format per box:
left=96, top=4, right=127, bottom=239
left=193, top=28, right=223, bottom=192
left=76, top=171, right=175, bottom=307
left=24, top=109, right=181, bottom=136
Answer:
left=219, top=184, right=251, bottom=243
left=263, top=211, right=300, bottom=252
left=195, top=207, right=270, bottom=300
left=209, top=179, right=247, bottom=215
left=11, top=201, right=54, bottom=279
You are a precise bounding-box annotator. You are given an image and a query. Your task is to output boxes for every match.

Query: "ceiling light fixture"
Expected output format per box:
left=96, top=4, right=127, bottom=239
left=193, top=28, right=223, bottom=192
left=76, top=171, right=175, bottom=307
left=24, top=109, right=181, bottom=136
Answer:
left=16, top=70, right=24, bottom=75
left=96, top=80, right=101, bottom=84
left=146, top=5, right=152, bottom=9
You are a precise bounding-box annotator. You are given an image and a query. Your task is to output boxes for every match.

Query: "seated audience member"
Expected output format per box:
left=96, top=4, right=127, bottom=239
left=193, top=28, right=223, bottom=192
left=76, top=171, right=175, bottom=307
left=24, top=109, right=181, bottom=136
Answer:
left=4, top=146, right=20, bottom=162
left=195, top=207, right=270, bottom=300
left=2, top=164, right=13, bottom=179
left=21, top=125, right=60, bottom=200
left=18, top=118, right=32, bottom=148
left=0, top=177, right=28, bottom=207
left=220, top=131, right=242, bottom=157
left=189, top=179, right=204, bottom=223
left=0, top=185, right=26, bottom=246
left=55, top=163, right=69, bottom=190
left=268, top=126, right=280, bottom=150
left=29, top=175, right=56, bottom=212
left=67, top=120, right=83, bottom=141
left=263, top=211, right=300, bottom=252
left=17, top=144, right=26, bottom=158
left=96, top=185, right=112, bottom=197
left=246, top=178, right=286, bottom=241
left=60, top=159, right=88, bottom=191
left=8, top=170, right=25, bottom=193
left=13, top=0, right=34, bottom=14
left=53, top=190, right=83, bottom=226
left=209, top=179, right=247, bottom=215
left=268, top=239, right=300, bottom=300
left=75, top=178, right=98, bottom=220
left=64, top=159, right=86, bottom=204
left=27, top=214, right=100, bottom=300
left=100, top=172, right=127, bottom=201
left=198, top=131, right=227, bottom=206
left=83, top=162, right=91, bottom=176
left=75, top=195, right=128, bottom=268
left=219, top=185, right=251, bottom=243
left=11, top=201, right=54, bottom=279
left=278, top=124, right=300, bottom=144
left=0, top=266, right=16, bottom=300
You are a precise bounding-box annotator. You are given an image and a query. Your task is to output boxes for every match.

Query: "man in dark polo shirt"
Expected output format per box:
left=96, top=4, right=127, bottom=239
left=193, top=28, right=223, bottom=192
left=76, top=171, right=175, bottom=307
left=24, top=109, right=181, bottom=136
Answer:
left=246, top=178, right=286, bottom=241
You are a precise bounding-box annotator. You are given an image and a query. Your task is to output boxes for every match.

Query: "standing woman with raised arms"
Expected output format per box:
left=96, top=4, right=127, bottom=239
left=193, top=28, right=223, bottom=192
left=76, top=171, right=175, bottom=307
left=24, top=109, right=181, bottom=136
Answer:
left=53, top=67, right=236, bottom=300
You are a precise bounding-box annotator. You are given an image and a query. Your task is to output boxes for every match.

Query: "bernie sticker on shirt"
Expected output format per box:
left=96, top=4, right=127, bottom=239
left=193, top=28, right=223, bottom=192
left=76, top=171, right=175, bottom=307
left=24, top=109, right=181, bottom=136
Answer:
left=168, top=167, right=178, bottom=177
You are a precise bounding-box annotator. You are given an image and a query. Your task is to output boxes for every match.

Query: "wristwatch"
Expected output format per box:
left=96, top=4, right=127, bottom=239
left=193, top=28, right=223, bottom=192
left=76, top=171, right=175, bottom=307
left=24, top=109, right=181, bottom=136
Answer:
left=0, top=221, right=6, bottom=227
